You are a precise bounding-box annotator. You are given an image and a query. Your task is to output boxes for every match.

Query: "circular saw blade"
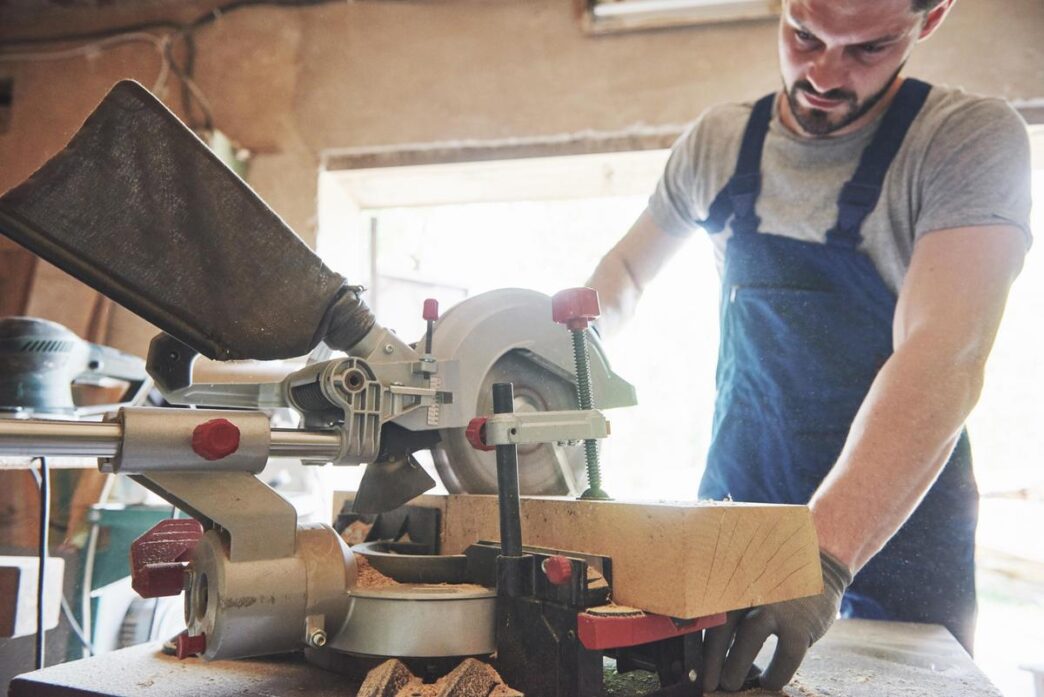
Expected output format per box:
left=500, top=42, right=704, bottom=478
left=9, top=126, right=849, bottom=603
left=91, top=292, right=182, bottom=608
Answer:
left=426, top=288, right=630, bottom=497
left=433, top=349, right=589, bottom=495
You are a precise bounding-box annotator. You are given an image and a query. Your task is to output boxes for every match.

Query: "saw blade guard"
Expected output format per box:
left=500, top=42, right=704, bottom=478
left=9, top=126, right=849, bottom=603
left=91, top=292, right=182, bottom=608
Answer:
left=426, top=288, right=636, bottom=496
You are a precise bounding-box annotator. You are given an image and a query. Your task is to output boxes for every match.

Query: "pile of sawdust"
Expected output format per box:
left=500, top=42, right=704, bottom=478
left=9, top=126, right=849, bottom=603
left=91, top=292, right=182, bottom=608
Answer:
left=354, top=553, right=401, bottom=588
left=361, top=658, right=521, bottom=697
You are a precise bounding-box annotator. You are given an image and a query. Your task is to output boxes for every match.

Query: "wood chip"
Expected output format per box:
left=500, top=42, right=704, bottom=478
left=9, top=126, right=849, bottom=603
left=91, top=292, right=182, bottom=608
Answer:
left=342, top=520, right=375, bottom=546
left=372, top=658, right=517, bottom=697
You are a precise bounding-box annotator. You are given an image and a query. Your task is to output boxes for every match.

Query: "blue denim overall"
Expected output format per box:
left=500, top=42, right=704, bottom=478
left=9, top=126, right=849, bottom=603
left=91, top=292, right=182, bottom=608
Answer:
left=697, top=79, right=978, bottom=651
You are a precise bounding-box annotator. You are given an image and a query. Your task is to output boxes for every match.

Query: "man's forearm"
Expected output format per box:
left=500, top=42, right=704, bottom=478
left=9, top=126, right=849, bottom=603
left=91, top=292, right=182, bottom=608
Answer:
left=586, top=209, right=689, bottom=338
left=808, top=330, right=984, bottom=572
left=810, top=225, right=1024, bottom=573
left=586, top=249, right=643, bottom=338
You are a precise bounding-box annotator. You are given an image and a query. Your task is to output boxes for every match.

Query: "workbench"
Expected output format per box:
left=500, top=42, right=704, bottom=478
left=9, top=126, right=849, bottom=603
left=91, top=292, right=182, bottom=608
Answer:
left=8, top=619, right=1001, bottom=696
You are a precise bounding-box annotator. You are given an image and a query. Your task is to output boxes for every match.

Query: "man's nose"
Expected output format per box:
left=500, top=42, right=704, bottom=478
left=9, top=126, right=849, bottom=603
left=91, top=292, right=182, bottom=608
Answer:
left=806, top=49, right=847, bottom=94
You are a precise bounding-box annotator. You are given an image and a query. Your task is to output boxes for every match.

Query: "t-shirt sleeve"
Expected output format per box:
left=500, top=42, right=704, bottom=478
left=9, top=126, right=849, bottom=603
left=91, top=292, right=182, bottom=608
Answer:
left=648, top=118, right=705, bottom=238
left=915, top=98, right=1033, bottom=245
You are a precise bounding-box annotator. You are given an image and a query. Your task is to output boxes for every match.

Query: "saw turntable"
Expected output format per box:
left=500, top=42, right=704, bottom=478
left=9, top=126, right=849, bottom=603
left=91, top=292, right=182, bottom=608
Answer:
left=0, top=81, right=823, bottom=696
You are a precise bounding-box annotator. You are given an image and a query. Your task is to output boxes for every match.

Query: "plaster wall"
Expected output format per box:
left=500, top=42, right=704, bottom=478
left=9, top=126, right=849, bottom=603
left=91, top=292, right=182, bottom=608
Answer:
left=0, top=0, right=1042, bottom=351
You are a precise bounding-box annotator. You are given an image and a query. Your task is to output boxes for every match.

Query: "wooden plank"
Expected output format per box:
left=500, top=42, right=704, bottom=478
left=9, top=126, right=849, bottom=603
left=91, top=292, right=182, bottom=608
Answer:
left=441, top=495, right=822, bottom=620
left=322, top=126, right=682, bottom=172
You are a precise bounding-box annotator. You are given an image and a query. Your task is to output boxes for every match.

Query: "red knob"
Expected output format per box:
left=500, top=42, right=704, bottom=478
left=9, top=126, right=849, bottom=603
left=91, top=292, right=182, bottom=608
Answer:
left=191, top=418, right=241, bottom=461
left=130, top=518, right=204, bottom=598
left=551, top=288, right=600, bottom=331
left=543, top=555, right=573, bottom=586
left=423, top=298, right=440, bottom=322
left=465, top=417, right=495, bottom=452
left=176, top=631, right=207, bottom=659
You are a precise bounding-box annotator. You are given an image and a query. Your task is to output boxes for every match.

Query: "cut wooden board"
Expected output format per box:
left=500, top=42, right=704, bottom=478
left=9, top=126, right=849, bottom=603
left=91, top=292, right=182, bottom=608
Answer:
left=330, top=491, right=822, bottom=620
left=441, top=495, right=822, bottom=620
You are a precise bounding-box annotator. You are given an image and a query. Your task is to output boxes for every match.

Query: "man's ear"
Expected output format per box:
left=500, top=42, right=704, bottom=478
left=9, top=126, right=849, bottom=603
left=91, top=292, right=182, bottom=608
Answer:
left=919, top=0, right=955, bottom=41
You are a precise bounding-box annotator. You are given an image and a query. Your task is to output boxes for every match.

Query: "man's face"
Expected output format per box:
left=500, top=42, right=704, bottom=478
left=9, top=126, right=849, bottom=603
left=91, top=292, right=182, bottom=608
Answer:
left=778, top=0, right=929, bottom=136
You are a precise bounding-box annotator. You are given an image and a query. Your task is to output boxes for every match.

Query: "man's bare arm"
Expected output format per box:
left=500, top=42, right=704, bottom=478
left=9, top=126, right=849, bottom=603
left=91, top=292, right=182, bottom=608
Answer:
left=585, top=209, right=690, bottom=337
left=810, top=224, right=1027, bottom=572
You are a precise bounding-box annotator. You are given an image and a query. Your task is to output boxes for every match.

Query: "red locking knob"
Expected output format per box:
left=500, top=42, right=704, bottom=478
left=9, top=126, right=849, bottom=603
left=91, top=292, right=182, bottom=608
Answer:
left=465, top=417, right=495, bottom=452
left=176, top=631, right=207, bottom=659
left=423, top=298, right=440, bottom=322
left=542, top=555, right=574, bottom=586
left=191, top=418, right=241, bottom=461
left=130, top=518, right=204, bottom=599
left=551, top=288, right=601, bottom=331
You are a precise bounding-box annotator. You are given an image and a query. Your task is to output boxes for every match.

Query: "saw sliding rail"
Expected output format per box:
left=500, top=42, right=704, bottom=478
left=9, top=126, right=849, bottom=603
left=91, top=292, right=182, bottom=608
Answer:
left=0, top=418, right=342, bottom=460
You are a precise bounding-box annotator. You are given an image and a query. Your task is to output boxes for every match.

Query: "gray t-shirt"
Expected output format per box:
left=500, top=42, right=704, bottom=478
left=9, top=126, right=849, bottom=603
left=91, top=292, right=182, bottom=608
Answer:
left=649, top=84, right=1033, bottom=293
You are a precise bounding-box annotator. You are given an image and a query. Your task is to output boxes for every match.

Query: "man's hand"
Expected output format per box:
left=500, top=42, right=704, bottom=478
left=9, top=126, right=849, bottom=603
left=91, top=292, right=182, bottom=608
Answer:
left=585, top=209, right=688, bottom=339
left=702, top=551, right=852, bottom=692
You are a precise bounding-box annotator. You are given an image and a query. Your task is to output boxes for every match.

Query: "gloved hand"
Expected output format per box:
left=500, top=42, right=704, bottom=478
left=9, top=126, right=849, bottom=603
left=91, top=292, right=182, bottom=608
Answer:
left=702, top=550, right=852, bottom=692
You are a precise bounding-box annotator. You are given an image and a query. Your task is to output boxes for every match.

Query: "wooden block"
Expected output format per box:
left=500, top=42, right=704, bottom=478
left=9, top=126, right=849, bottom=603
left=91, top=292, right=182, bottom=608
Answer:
left=441, top=495, right=822, bottom=620
left=0, top=555, right=65, bottom=638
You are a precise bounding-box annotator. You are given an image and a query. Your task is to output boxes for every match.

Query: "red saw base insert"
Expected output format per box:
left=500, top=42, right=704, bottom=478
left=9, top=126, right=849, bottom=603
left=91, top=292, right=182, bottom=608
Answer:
left=577, top=609, right=727, bottom=650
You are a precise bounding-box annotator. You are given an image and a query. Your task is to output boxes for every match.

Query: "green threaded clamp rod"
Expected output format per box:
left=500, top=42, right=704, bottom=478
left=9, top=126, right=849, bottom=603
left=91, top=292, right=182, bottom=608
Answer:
left=551, top=287, right=610, bottom=501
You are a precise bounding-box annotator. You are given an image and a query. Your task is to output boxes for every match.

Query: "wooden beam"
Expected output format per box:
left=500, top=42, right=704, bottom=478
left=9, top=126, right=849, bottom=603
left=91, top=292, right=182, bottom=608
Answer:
left=333, top=492, right=822, bottom=620
left=442, top=496, right=821, bottom=619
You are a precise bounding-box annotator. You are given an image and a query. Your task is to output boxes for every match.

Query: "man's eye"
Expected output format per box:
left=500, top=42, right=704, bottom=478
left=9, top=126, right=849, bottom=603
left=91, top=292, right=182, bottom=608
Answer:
left=859, top=43, right=886, bottom=54
left=794, top=29, right=816, bottom=42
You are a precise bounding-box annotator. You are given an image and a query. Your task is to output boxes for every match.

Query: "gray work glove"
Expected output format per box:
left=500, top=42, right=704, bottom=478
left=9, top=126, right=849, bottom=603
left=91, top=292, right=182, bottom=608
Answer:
left=702, top=550, right=852, bottom=692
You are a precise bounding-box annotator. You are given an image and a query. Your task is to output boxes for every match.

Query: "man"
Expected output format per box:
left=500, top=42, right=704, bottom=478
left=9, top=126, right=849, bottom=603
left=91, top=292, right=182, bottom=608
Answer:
left=587, top=0, right=1031, bottom=691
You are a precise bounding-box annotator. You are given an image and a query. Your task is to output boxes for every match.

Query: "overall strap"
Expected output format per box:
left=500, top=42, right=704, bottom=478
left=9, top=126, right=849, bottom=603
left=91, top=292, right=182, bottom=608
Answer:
left=827, top=78, right=933, bottom=247
left=701, top=93, right=775, bottom=235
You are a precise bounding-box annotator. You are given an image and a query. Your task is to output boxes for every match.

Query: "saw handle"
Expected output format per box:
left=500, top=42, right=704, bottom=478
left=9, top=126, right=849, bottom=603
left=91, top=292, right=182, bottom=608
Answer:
left=147, top=332, right=200, bottom=394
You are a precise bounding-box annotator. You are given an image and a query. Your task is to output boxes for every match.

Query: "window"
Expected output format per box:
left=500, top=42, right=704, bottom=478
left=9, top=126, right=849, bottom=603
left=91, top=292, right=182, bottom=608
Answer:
left=317, top=148, right=718, bottom=498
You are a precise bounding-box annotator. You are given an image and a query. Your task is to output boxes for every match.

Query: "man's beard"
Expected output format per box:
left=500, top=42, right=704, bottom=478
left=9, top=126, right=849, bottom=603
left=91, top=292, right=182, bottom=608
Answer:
left=784, top=65, right=904, bottom=136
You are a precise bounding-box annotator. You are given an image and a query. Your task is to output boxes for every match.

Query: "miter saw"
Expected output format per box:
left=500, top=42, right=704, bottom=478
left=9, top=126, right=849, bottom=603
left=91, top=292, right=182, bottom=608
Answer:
left=0, top=81, right=736, bottom=696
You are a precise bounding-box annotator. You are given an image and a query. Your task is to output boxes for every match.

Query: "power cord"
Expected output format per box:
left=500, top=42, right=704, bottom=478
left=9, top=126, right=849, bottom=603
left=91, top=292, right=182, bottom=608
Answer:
left=33, top=456, right=49, bottom=670
left=0, top=33, right=174, bottom=95
left=60, top=595, right=94, bottom=657
left=28, top=464, right=98, bottom=661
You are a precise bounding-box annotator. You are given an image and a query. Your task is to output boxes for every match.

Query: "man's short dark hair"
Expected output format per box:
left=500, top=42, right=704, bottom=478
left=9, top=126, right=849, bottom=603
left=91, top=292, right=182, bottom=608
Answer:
left=912, top=0, right=945, bottom=11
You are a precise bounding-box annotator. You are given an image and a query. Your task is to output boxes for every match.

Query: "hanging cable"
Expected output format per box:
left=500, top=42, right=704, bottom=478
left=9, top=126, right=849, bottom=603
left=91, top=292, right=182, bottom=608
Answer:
left=60, top=595, right=94, bottom=657
left=0, top=0, right=344, bottom=48
left=0, top=0, right=348, bottom=131
left=0, top=32, right=173, bottom=94
left=34, top=456, right=50, bottom=670
left=0, top=21, right=182, bottom=48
